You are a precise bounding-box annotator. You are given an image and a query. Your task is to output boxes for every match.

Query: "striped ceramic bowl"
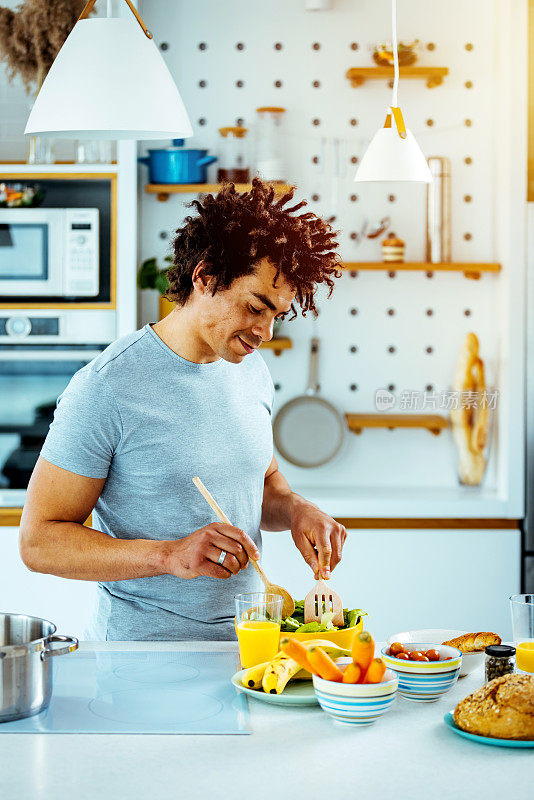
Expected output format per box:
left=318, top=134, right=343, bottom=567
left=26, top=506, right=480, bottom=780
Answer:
left=381, top=643, right=462, bottom=702
left=312, top=662, right=398, bottom=726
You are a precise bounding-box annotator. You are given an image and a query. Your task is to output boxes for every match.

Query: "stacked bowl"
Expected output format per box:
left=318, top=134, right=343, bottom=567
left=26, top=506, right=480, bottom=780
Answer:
left=312, top=660, right=398, bottom=726
left=381, top=643, right=462, bottom=702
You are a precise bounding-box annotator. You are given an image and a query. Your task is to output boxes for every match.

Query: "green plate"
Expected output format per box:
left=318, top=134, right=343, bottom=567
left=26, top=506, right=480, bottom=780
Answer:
left=444, top=712, right=534, bottom=748
left=231, top=670, right=318, bottom=706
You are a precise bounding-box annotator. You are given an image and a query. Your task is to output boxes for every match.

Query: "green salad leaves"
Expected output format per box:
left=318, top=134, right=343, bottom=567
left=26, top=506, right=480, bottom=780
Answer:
left=279, top=600, right=367, bottom=633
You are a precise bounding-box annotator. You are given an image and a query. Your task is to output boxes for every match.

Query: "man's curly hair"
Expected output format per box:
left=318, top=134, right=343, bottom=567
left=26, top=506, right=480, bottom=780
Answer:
left=166, top=178, right=341, bottom=318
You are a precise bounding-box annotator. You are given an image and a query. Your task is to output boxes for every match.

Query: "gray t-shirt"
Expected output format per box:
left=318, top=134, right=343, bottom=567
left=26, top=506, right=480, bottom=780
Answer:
left=40, top=323, right=274, bottom=641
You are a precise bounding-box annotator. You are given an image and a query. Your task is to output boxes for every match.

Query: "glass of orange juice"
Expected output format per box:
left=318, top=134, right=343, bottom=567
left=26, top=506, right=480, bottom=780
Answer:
left=510, top=594, right=534, bottom=673
left=235, top=592, right=283, bottom=669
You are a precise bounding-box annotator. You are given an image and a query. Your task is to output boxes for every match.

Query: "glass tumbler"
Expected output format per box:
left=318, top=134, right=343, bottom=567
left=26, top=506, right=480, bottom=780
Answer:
left=510, top=594, right=534, bottom=673
left=235, top=592, right=283, bottom=669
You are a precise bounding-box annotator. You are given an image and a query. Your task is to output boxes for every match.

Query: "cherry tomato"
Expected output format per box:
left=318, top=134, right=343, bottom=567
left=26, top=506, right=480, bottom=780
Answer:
left=409, top=650, right=423, bottom=661
left=426, top=649, right=440, bottom=661
left=389, top=642, right=405, bottom=656
left=394, top=652, right=410, bottom=660
left=419, top=655, right=430, bottom=662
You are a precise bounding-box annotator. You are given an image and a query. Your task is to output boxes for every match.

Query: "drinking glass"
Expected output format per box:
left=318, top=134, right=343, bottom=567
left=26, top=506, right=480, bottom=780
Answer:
left=234, top=592, right=283, bottom=669
left=510, top=594, right=534, bottom=673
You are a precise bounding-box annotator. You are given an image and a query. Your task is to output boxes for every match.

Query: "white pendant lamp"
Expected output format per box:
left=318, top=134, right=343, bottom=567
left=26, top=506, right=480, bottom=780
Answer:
left=24, top=0, right=193, bottom=140
left=354, top=0, right=431, bottom=183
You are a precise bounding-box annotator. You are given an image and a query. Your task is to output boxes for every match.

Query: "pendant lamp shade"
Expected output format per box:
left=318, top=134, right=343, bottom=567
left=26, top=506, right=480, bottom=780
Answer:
left=24, top=18, right=193, bottom=140
left=354, top=123, right=432, bottom=183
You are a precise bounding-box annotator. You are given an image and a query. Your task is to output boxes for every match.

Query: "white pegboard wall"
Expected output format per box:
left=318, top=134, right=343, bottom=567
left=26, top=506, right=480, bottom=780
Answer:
left=137, top=0, right=520, bottom=502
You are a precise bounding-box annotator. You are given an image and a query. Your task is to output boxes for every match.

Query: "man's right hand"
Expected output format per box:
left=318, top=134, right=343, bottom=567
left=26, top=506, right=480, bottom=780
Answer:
left=163, top=523, right=261, bottom=580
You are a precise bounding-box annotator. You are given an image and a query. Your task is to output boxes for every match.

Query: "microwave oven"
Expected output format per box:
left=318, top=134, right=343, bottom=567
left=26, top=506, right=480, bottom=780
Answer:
left=0, top=207, right=99, bottom=298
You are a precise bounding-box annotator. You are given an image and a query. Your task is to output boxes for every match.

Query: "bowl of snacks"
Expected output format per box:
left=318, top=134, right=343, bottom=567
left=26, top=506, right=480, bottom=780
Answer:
left=372, top=39, right=419, bottom=67
left=382, top=641, right=462, bottom=702
left=307, top=631, right=398, bottom=726
left=279, top=601, right=365, bottom=649
left=0, top=182, right=45, bottom=208
left=387, top=629, right=500, bottom=677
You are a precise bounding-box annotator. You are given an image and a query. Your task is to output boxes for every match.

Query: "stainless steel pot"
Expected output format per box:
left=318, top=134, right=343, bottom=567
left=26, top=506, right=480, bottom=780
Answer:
left=0, top=613, right=78, bottom=723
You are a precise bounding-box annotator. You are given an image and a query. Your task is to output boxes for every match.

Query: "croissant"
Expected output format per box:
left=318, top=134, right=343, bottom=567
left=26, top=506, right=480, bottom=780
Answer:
left=442, top=632, right=501, bottom=653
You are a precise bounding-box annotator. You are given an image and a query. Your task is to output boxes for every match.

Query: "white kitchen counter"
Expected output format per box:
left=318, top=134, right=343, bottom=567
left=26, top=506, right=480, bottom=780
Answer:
left=0, top=641, right=530, bottom=800
left=1, top=483, right=520, bottom=519
left=292, top=485, right=520, bottom=520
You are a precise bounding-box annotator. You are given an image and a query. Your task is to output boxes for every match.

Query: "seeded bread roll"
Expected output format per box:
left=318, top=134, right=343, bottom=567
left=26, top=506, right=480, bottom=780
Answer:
left=454, top=673, right=534, bottom=740
left=442, top=632, right=501, bottom=652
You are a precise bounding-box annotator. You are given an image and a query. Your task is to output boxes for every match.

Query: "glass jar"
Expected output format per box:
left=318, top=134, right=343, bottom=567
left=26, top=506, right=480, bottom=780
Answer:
left=485, top=644, right=515, bottom=683
left=75, top=140, right=100, bottom=164
left=254, top=106, right=286, bottom=182
left=27, top=136, right=55, bottom=165
left=217, top=126, right=249, bottom=183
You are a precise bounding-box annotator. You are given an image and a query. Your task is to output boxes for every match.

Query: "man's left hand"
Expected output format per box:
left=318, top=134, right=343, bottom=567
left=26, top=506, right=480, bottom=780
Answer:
left=290, top=496, right=347, bottom=580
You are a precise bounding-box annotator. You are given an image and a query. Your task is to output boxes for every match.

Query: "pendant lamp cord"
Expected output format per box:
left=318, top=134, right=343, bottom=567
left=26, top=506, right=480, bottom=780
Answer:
left=77, top=0, right=153, bottom=38
left=391, top=0, right=399, bottom=108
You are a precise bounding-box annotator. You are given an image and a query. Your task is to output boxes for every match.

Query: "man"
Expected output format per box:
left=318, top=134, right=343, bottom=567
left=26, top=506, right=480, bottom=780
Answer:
left=19, top=179, right=346, bottom=640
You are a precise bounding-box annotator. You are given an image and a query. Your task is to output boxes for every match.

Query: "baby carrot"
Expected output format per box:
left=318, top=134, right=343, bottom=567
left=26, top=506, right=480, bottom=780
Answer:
left=280, top=637, right=314, bottom=674
left=307, top=646, right=344, bottom=682
left=364, top=657, right=387, bottom=684
left=351, top=631, right=375, bottom=680
left=342, top=662, right=362, bottom=684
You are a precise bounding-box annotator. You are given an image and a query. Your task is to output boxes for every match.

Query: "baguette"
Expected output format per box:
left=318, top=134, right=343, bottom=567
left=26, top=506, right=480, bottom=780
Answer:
left=450, top=333, right=489, bottom=485
left=442, top=631, right=501, bottom=653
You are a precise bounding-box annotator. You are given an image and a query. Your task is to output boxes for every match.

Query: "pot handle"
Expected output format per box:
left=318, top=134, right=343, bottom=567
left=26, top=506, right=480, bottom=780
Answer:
left=137, top=156, right=150, bottom=165
left=196, top=155, right=218, bottom=167
left=41, top=635, right=79, bottom=662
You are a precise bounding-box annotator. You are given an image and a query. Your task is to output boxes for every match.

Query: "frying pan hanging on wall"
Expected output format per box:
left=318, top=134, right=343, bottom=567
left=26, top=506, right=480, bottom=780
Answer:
left=273, top=338, right=345, bottom=468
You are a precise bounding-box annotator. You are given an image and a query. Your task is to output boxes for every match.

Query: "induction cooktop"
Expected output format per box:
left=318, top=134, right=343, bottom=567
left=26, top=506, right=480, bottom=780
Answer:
left=1, top=650, right=250, bottom=735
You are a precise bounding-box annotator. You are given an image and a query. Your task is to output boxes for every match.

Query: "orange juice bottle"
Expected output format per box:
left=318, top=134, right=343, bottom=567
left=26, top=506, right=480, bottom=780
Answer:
left=237, top=620, right=280, bottom=669
left=516, top=642, right=534, bottom=673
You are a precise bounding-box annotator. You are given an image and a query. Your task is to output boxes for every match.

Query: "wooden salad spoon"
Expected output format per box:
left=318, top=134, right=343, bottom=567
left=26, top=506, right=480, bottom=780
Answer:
left=192, top=476, right=295, bottom=618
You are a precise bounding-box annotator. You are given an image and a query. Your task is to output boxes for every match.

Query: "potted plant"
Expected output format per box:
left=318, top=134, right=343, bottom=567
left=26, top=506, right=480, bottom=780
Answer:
left=137, top=256, right=175, bottom=320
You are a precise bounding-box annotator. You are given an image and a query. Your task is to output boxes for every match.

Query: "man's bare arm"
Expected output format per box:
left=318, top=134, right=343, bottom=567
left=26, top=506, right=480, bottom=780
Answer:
left=19, top=457, right=259, bottom=582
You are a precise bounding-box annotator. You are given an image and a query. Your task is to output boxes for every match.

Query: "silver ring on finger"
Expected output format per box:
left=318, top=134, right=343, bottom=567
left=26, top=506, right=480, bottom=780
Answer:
left=217, top=549, right=227, bottom=566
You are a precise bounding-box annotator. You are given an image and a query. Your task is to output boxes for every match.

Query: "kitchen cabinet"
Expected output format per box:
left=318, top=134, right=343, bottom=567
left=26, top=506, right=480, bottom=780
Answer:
left=0, top=528, right=96, bottom=638
left=0, top=524, right=518, bottom=641
left=261, top=528, right=520, bottom=640
left=0, top=528, right=520, bottom=639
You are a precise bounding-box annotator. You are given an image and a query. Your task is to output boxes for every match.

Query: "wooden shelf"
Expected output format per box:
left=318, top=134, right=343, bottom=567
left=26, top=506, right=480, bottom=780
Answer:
left=346, top=66, right=449, bottom=89
left=341, top=262, right=502, bottom=280
left=145, top=182, right=294, bottom=202
left=346, top=413, right=449, bottom=437
left=260, top=337, right=292, bottom=357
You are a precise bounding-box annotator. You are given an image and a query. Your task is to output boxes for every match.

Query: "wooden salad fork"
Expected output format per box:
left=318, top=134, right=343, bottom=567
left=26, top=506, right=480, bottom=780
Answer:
left=304, top=578, right=344, bottom=627
left=192, top=476, right=295, bottom=618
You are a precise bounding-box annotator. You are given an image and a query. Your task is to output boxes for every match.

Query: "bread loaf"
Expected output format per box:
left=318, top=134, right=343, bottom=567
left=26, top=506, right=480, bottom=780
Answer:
left=450, top=333, right=489, bottom=485
left=454, top=673, right=534, bottom=740
left=442, top=632, right=501, bottom=653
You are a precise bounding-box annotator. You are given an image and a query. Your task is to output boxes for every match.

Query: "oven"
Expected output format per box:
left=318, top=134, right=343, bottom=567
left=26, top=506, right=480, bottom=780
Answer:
left=0, top=344, right=104, bottom=505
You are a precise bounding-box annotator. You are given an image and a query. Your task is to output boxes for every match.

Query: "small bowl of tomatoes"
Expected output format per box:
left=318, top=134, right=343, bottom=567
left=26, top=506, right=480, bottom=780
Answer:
left=387, top=628, right=483, bottom=677
left=381, top=642, right=462, bottom=702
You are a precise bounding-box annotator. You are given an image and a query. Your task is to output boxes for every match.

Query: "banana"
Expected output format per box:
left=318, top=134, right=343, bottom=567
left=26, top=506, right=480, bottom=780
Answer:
left=240, top=660, right=271, bottom=689
left=262, top=653, right=302, bottom=694
left=301, top=639, right=351, bottom=660
left=252, top=640, right=351, bottom=695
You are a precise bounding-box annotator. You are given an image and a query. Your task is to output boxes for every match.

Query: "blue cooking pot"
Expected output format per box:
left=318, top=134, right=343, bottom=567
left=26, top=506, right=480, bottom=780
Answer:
left=138, top=139, right=217, bottom=184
